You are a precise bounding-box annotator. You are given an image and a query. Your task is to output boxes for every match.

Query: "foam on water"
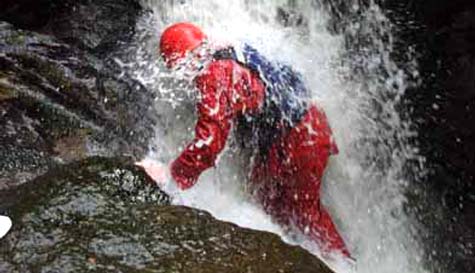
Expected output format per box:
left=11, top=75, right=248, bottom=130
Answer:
left=129, top=1, right=428, bottom=272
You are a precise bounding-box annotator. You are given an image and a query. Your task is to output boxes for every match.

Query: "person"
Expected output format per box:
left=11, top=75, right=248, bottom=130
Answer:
left=140, top=22, right=350, bottom=257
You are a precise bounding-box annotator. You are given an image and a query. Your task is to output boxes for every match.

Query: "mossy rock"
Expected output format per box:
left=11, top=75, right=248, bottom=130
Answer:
left=0, top=157, right=332, bottom=273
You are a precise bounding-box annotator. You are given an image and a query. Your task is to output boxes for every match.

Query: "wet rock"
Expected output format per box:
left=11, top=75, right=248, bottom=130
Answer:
left=0, top=0, right=52, bottom=31
left=48, top=0, right=142, bottom=55
left=0, top=157, right=332, bottom=273
left=0, top=156, right=170, bottom=212
left=0, top=0, right=142, bottom=55
left=0, top=22, right=157, bottom=190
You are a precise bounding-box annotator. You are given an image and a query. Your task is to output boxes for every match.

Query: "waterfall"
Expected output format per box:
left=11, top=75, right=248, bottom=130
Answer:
left=127, top=1, right=428, bottom=272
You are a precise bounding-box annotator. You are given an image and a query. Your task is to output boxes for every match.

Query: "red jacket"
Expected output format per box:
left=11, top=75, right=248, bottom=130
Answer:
left=171, top=59, right=266, bottom=189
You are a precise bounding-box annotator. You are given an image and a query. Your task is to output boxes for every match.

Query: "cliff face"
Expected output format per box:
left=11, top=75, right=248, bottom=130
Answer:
left=0, top=0, right=158, bottom=190
left=0, top=0, right=142, bottom=53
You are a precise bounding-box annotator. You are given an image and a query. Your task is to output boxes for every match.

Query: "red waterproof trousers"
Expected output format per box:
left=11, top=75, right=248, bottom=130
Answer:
left=251, top=105, right=349, bottom=256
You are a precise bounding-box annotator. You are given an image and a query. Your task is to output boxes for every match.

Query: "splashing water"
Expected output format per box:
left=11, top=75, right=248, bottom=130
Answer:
left=127, top=0, right=428, bottom=272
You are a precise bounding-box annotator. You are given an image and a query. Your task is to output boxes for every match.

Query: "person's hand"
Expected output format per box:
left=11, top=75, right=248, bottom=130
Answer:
left=135, top=159, right=181, bottom=201
left=135, top=158, right=170, bottom=186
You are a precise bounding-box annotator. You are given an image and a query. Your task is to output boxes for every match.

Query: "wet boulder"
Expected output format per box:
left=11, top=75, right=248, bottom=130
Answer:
left=0, top=157, right=333, bottom=273
left=0, top=22, right=157, bottom=190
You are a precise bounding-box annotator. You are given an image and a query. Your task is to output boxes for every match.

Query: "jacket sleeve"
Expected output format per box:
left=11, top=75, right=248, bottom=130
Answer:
left=170, top=63, right=232, bottom=190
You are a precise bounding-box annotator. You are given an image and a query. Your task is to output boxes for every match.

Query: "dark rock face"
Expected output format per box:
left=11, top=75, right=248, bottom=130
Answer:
left=46, top=0, right=142, bottom=54
left=0, top=0, right=142, bottom=55
left=0, top=157, right=332, bottom=273
left=0, top=0, right=52, bottom=30
left=0, top=19, right=157, bottom=189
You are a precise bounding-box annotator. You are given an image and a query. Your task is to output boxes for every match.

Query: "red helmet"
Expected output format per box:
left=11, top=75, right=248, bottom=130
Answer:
left=159, top=22, right=207, bottom=68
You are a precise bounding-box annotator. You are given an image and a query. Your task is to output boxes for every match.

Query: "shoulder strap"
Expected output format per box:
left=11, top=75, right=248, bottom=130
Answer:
left=213, top=47, right=238, bottom=61
left=212, top=46, right=260, bottom=76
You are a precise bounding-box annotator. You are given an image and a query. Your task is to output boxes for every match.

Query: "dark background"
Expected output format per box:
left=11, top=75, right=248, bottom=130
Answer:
left=384, top=1, right=475, bottom=273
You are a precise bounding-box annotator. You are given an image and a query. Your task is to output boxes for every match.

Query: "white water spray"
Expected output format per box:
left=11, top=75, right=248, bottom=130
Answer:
left=129, top=1, right=428, bottom=272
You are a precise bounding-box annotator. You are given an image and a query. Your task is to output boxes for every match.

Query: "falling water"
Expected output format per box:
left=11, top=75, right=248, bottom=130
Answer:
left=125, top=0, right=428, bottom=272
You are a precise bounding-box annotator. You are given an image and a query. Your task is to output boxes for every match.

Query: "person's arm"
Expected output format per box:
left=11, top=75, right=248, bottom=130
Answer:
left=170, top=62, right=232, bottom=189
